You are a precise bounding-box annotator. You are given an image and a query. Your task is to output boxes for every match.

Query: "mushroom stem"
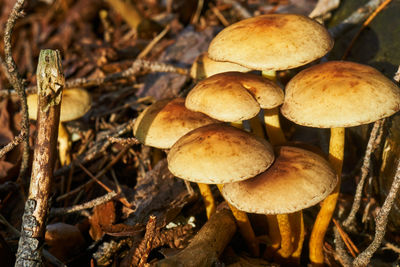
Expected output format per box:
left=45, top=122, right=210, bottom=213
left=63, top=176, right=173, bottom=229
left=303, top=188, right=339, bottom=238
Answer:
left=263, top=107, right=286, bottom=146
left=276, top=214, right=294, bottom=258
left=265, top=215, right=281, bottom=254
left=249, top=115, right=265, bottom=138
left=230, top=120, right=243, bottom=129
left=197, top=183, right=216, bottom=219
left=262, top=70, right=277, bottom=82
left=152, top=148, right=163, bottom=166
left=289, top=211, right=305, bottom=264
left=217, top=184, right=259, bottom=257
left=58, top=122, right=71, bottom=166
left=309, top=127, right=344, bottom=265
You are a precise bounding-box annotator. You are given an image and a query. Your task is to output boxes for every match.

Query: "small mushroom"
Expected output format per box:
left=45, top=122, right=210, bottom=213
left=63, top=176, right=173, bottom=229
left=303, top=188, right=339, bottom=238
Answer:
left=27, top=88, right=91, bottom=165
left=186, top=71, right=284, bottom=141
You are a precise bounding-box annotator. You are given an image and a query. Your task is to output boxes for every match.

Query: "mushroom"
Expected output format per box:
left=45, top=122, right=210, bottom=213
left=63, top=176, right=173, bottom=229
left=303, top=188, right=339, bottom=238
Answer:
left=281, top=60, right=400, bottom=265
left=222, top=146, right=337, bottom=261
left=208, top=13, right=333, bottom=144
left=27, top=88, right=91, bottom=165
left=133, top=97, right=219, bottom=219
left=186, top=71, right=284, bottom=140
left=190, top=52, right=250, bottom=80
left=168, top=123, right=275, bottom=256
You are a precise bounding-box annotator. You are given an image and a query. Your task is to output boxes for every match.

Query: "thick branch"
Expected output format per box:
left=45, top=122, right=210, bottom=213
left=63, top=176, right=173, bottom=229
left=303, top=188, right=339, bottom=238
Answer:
left=154, top=208, right=236, bottom=267
left=15, top=49, right=64, bottom=267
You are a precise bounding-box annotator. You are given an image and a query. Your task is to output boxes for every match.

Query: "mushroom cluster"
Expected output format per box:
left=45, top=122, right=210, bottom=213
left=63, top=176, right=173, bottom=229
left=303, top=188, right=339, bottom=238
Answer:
left=133, top=12, right=400, bottom=266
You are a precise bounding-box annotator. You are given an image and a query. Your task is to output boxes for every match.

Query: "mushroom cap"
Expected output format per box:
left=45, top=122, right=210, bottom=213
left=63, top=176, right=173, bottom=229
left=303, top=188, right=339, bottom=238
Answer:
left=208, top=14, right=333, bottom=71
left=190, top=52, right=250, bottom=80
left=27, top=88, right=91, bottom=122
left=167, top=123, right=274, bottom=184
left=221, top=146, right=337, bottom=214
left=281, top=61, right=400, bottom=128
left=133, top=98, right=219, bottom=149
left=186, top=72, right=284, bottom=122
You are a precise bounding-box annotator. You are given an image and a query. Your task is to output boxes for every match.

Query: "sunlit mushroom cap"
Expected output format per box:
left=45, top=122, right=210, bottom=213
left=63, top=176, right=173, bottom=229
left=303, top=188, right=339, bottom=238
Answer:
left=27, top=88, right=91, bottom=122
left=133, top=98, right=219, bottom=149
left=186, top=72, right=284, bottom=122
left=222, top=146, right=337, bottom=214
left=190, top=52, right=250, bottom=80
left=167, top=123, right=274, bottom=184
left=208, top=14, right=333, bottom=71
left=281, top=61, right=400, bottom=128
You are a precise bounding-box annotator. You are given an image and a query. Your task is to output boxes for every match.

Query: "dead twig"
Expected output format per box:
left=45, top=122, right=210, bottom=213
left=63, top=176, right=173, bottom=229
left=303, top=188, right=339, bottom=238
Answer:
left=352, top=158, right=400, bottom=266
left=1, top=59, right=189, bottom=97
left=333, top=226, right=353, bottom=267
left=154, top=208, right=237, bottom=267
left=50, top=191, right=117, bottom=216
left=328, top=0, right=388, bottom=39
left=15, top=49, right=64, bottom=266
left=343, top=119, right=385, bottom=230
left=3, top=0, right=30, bottom=185
left=54, top=119, right=134, bottom=178
left=56, top=145, right=130, bottom=202
left=131, top=215, right=157, bottom=267
left=108, top=136, right=139, bottom=146
left=0, top=131, right=25, bottom=159
left=342, top=0, right=393, bottom=59
left=137, top=25, right=171, bottom=59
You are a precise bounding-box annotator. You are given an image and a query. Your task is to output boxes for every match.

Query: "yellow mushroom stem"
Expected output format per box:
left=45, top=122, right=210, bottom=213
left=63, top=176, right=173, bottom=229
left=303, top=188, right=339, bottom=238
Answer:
left=289, top=211, right=305, bottom=264
left=230, top=120, right=244, bottom=129
left=261, top=102, right=295, bottom=261
left=197, top=183, right=216, bottom=219
left=217, top=184, right=260, bottom=257
left=276, top=214, right=294, bottom=259
left=309, top=127, right=345, bottom=266
left=264, top=214, right=281, bottom=258
left=151, top=148, right=164, bottom=166
left=263, top=108, right=286, bottom=146
left=249, top=115, right=265, bottom=139
left=262, top=70, right=277, bottom=82
left=58, top=123, right=71, bottom=166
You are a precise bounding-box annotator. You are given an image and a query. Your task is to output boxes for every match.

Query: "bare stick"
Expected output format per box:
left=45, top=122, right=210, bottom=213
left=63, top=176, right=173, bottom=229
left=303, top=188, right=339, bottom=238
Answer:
left=352, top=158, right=400, bottom=266
left=328, top=0, right=387, bottom=39
left=343, top=119, right=385, bottom=229
left=333, top=226, right=353, bottom=267
left=0, top=131, right=25, bottom=159
left=154, top=208, right=237, bottom=267
left=50, top=191, right=117, bottom=216
left=4, top=0, right=30, bottom=183
left=15, top=49, right=64, bottom=266
left=2, top=59, right=189, bottom=96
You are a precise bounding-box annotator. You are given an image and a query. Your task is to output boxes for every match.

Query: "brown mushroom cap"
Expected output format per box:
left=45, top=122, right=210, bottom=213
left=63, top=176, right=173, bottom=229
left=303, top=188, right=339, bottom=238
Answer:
left=190, top=52, right=250, bottom=80
left=186, top=72, right=284, bottom=122
left=222, top=146, right=337, bottom=214
left=208, top=14, right=333, bottom=71
left=167, top=123, right=274, bottom=184
left=281, top=61, right=400, bottom=128
left=27, top=88, right=91, bottom=121
left=133, top=98, right=219, bottom=149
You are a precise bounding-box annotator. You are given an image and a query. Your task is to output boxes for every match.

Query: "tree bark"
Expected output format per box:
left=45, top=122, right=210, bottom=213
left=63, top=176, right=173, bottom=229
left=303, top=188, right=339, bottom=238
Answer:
left=15, top=49, right=64, bottom=267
